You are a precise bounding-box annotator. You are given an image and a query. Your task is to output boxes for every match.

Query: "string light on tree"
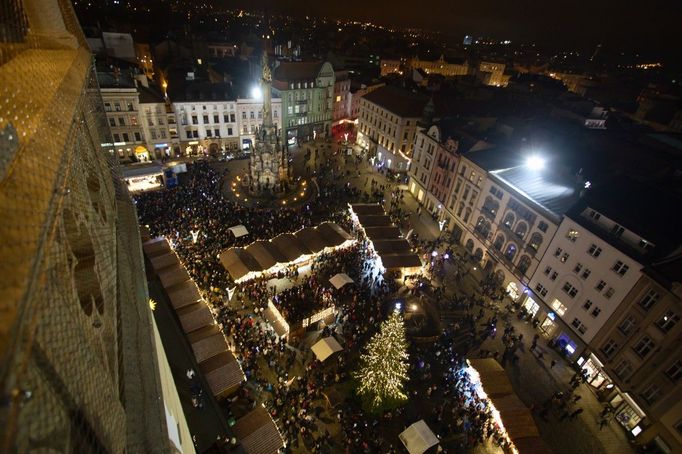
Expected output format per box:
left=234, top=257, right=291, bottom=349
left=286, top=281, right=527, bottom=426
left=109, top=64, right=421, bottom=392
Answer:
left=354, top=310, right=409, bottom=412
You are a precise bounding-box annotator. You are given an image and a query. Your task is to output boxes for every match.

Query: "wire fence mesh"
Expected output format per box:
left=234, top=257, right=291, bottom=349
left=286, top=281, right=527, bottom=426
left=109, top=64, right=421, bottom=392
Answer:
left=0, top=1, right=167, bottom=451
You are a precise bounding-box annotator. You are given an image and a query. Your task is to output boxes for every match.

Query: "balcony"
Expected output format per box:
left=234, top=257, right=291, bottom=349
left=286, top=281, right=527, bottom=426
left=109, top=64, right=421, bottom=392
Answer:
left=481, top=207, right=497, bottom=221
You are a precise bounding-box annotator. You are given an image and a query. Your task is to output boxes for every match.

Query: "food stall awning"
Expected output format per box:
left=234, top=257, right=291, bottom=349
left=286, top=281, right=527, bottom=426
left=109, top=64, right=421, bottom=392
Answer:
left=371, top=239, right=413, bottom=255
left=245, top=241, right=287, bottom=270
left=176, top=302, right=215, bottom=334
left=363, top=226, right=402, bottom=240
left=317, top=222, right=353, bottom=245
left=399, top=420, right=439, bottom=454
left=158, top=265, right=190, bottom=290
left=229, top=224, right=249, bottom=238
left=149, top=252, right=180, bottom=272
left=271, top=233, right=310, bottom=261
left=491, top=394, right=540, bottom=441
left=263, top=306, right=289, bottom=338
left=356, top=214, right=392, bottom=227
left=187, top=325, right=227, bottom=363
left=219, top=248, right=262, bottom=281
left=142, top=236, right=171, bottom=258
left=467, top=358, right=514, bottom=398
left=329, top=273, right=354, bottom=289
left=294, top=227, right=327, bottom=253
left=199, top=351, right=245, bottom=398
left=380, top=254, right=422, bottom=270
left=232, top=406, right=285, bottom=454
left=165, top=280, right=202, bottom=310
left=311, top=336, right=344, bottom=362
left=349, top=203, right=385, bottom=216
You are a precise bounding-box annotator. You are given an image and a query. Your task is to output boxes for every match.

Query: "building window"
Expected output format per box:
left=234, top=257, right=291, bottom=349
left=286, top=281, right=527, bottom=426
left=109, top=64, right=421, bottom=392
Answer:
left=574, top=263, right=583, bottom=273
left=550, top=271, right=558, bottom=281
left=571, top=318, right=587, bottom=334
left=595, top=280, right=607, bottom=291
left=604, top=287, right=615, bottom=299
left=118, top=117, right=126, bottom=126
left=230, top=113, right=236, bottom=122
left=618, top=315, right=636, bottom=335
left=224, top=114, right=229, bottom=122
left=588, top=244, right=602, bottom=257
left=633, top=336, right=655, bottom=358
left=581, top=268, right=591, bottom=280
left=566, top=229, right=579, bottom=242
left=614, top=360, right=632, bottom=379
left=214, top=129, right=220, bottom=137
left=227, top=127, right=233, bottom=136
left=493, top=235, right=505, bottom=251
left=538, top=221, right=548, bottom=232
left=591, top=307, right=601, bottom=318
left=638, top=289, right=660, bottom=311
left=206, top=129, right=212, bottom=137
left=588, top=209, right=601, bottom=221
left=612, top=261, right=630, bottom=277
left=611, top=224, right=625, bottom=237
left=583, top=300, right=593, bottom=311
left=560, top=253, right=570, bottom=263
left=601, top=340, right=618, bottom=358
left=214, top=114, right=219, bottom=123
left=554, top=247, right=562, bottom=257
left=122, top=133, right=129, bottom=142
left=203, top=115, right=209, bottom=123
left=641, top=383, right=661, bottom=405
left=250, top=111, right=255, bottom=119
left=529, top=233, right=543, bottom=250
left=535, top=283, right=548, bottom=297
left=514, top=222, right=528, bottom=238
left=114, top=102, right=121, bottom=111
left=655, top=310, right=679, bottom=333
left=504, top=243, right=517, bottom=261
left=503, top=212, right=515, bottom=229
left=544, top=266, right=552, bottom=275
left=192, top=116, right=198, bottom=125
left=562, top=282, right=578, bottom=298
left=104, top=102, right=112, bottom=111
left=113, top=133, right=120, bottom=142
left=108, top=117, right=116, bottom=127
left=550, top=298, right=568, bottom=316
left=665, top=361, right=682, bottom=383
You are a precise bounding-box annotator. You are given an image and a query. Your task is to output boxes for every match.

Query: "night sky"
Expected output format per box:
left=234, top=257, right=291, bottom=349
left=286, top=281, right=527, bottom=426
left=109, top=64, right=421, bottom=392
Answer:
left=248, top=0, right=680, bottom=58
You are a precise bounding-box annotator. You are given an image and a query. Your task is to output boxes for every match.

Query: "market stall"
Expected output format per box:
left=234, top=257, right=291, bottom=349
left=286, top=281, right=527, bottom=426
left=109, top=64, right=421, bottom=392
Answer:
left=199, top=351, right=245, bottom=399
left=311, top=336, right=344, bottom=362
left=329, top=273, right=354, bottom=289
left=466, top=359, right=551, bottom=453
left=232, top=406, right=285, bottom=454
left=399, top=420, right=439, bottom=454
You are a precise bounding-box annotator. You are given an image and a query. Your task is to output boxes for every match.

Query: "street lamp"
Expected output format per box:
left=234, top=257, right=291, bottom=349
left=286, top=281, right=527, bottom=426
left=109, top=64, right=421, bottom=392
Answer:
left=525, top=155, right=545, bottom=171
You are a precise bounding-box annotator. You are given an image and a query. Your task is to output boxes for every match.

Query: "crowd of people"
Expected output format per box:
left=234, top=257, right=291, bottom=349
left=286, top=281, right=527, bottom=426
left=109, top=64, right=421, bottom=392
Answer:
left=132, top=146, right=598, bottom=453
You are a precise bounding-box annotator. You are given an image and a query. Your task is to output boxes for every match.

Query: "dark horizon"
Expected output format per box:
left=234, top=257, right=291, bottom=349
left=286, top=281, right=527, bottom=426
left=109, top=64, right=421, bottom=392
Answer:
left=236, top=0, right=681, bottom=61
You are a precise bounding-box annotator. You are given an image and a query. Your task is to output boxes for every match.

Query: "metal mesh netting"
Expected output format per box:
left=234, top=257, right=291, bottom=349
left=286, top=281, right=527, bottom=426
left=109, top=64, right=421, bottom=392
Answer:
left=1, top=1, right=168, bottom=452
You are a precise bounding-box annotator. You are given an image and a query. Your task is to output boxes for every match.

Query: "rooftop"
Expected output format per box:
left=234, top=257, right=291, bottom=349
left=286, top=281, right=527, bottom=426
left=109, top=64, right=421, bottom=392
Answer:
left=362, top=85, right=429, bottom=118
left=273, top=61, right=324, bottom=82
left=491, top=165, right=582, bottom=218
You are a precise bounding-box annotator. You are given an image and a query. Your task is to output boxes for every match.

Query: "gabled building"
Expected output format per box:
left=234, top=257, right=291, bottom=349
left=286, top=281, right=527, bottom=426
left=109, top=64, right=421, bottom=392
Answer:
left=356, top=85, right=429, bottom=171
left=272, top=61, right=335, bottom=146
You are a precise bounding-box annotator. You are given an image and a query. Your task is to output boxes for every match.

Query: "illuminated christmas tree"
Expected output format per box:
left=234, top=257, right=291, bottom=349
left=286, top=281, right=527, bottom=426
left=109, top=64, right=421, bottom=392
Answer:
left=354, top=310, right=409, bottom=412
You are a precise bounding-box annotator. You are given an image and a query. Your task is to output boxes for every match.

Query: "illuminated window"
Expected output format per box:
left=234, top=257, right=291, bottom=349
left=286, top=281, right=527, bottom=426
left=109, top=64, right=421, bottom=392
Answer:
left=566, top=229, right=579, bottom=242
left=550, top=298, right=568, bottom=316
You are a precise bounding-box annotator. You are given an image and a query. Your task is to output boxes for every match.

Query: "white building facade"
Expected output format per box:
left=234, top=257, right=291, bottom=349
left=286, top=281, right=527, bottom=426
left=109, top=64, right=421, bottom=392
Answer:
left=236, top=97, right=282, bottom=150
left=173, top=101, right=240, bottom=155
left=528, top=210, right=643, bottom=355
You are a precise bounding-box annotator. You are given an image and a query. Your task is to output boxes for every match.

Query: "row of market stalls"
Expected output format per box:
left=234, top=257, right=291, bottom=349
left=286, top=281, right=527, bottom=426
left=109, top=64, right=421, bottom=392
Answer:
left=466, top=359, right=552, bottom=454
left=348, top=203, right=422, bottom=275
left=142, top=236, right=285, bottom=454
left=220, top=222, right=355, bottom=283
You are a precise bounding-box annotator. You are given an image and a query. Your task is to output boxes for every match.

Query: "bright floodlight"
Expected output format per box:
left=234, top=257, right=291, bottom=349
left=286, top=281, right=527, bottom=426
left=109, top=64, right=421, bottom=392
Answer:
left=526, top=155, right=545, bottom=170
left=251, top=85, right=262, bottom=100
